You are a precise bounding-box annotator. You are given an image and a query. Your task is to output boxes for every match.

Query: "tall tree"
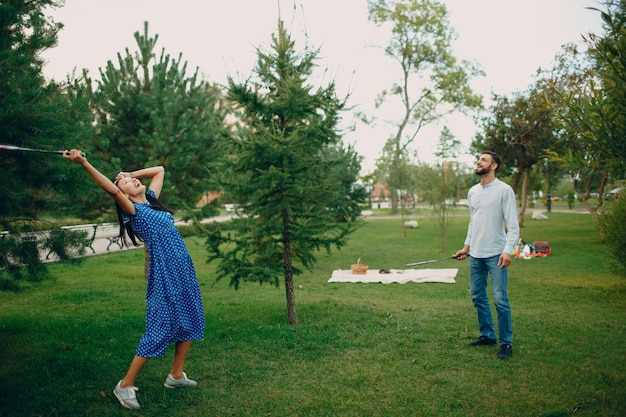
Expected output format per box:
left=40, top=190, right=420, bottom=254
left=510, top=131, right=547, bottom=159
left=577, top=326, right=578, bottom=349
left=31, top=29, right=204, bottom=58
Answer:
left=367, top=0, right=483, bottom=211
left=430, top=126, right=462, bottom=252
left=206, top=20, right=364, bottom=325
left=585, top=0, right=626, bottom=174
left=544, top=0, right=626, bottom=225
left=373, top=142, right=418, bottom=236
left=0, top=0, right=92, bottom=220
left=83, top=22, right=230, bottom=212
left=0, top=0, right=94, bottom=287
left=473, top=85, right=556, bottom=227
left=542, top=43, right=610, bottom=224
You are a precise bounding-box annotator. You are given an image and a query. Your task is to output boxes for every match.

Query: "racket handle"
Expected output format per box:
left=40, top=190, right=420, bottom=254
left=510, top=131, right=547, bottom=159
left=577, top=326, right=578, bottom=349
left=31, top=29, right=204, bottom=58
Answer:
left=63, top=150, right=86, bottom=157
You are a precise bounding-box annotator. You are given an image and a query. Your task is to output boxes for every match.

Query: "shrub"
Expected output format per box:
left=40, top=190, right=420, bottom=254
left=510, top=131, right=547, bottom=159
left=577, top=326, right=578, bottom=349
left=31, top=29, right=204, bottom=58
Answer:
left=0, top=220, right=88, bottom=291
left=599, top=197, right=626, bottom=277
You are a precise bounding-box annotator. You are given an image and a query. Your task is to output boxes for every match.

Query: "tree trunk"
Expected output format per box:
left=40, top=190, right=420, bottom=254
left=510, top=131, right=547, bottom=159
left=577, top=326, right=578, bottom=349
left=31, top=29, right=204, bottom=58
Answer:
left=284, top=271, right=298, bottom=325
left=575, top=170, right=608, bottom=232
left=400, top=200, right=407, bottom=237
left=511, top=169, right=523, bottom=195
left=576, top=189, right=601, bottom=231
left=389, top=186, right=399, bottom=213
left=518, top=170, right=529, bottom=228
left=439, top=209, right=448, bottom=253
left=282, top=208, right=299, bottom=325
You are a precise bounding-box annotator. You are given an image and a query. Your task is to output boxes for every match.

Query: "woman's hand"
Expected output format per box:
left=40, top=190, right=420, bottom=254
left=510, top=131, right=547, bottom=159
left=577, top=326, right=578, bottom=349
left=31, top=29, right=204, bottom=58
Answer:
left=63, top=149, right=88, bottom=166
left=62, top=149, right=87, bottom=165
left=116, top=171, right=133, bottom=182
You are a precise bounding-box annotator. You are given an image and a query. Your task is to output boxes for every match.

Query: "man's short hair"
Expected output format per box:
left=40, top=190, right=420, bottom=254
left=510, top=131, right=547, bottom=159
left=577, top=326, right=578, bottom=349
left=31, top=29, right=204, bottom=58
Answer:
left=482, top=151, right=501, bottom=172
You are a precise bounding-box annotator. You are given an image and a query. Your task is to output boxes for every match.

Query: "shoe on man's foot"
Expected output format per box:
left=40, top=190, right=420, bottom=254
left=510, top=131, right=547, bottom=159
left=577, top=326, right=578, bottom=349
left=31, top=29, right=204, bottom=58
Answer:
left=113, top=380, right=140, bottom=409
left=498, top=343, right=513, bottom=359
left=164, top=372, right=198, bottom=389
left=468, top=335, right=497, bottom=346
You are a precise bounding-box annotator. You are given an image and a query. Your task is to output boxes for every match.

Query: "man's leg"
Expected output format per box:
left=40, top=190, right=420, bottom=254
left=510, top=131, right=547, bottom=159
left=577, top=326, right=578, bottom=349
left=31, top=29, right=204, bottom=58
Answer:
left=488, top=256, right=512, bottom=345
left=469, top=257, right=496, bottom=340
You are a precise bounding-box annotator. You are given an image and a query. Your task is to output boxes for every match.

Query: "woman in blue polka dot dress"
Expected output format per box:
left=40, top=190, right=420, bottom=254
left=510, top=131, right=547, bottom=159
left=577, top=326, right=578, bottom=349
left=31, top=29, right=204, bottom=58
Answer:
left=64, top=150, right=205, bottom=410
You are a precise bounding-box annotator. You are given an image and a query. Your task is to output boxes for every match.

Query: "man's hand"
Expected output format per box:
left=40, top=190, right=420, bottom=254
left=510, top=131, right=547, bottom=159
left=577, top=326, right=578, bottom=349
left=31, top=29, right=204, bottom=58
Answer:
left=498, top=252, right=512, bottom=269
left=453, top=246, right=469, bottom=260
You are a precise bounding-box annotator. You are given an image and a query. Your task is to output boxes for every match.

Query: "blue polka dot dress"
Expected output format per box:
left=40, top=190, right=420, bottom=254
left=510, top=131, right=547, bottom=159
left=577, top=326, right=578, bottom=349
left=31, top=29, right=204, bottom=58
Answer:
left=128, top=189, right=205, bottom=358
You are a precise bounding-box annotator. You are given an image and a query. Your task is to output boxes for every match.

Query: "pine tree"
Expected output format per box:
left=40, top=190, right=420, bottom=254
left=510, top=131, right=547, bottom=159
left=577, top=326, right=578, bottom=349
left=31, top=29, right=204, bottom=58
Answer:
left=84, top=22, right=230, bottom=210
left=207, top=20, right=365, bottom=325
left=0, top=1, right=94, bottom=288
left=0, top=0, right=92, bottom=219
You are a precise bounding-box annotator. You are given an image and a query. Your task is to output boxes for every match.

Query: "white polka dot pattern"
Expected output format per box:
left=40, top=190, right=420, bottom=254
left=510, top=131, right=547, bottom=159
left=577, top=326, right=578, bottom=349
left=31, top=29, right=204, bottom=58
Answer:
left=128, top=190, right=205, bottom=358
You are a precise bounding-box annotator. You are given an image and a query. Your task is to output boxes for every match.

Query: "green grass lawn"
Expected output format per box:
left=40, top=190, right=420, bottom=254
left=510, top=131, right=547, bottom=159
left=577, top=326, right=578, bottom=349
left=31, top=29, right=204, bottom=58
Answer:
left=1, top=213, right=625, bottom=416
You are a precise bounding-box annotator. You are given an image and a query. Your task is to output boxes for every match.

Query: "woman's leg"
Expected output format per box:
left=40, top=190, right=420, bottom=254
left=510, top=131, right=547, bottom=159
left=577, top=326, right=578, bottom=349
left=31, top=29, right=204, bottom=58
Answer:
left=170, top=340, right=192, bottom=379
left=120, top=355, right=150, bottom=388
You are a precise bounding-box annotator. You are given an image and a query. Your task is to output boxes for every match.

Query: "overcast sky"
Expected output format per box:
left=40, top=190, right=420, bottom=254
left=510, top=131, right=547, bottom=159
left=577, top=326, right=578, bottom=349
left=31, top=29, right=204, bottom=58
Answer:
left=42, top=0, right=604, bottom=171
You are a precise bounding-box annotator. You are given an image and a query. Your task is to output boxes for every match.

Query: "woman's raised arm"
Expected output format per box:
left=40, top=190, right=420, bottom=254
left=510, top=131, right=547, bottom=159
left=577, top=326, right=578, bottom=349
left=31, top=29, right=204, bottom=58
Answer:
left=63, top=149, right=136, bottom=214
left=118, top=166, right=165, bottom=198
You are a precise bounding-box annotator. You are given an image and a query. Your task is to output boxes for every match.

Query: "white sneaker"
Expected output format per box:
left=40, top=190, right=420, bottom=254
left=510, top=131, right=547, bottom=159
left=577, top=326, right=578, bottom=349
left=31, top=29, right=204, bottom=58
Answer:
left=113, top=380, right=140, bottom=409
left=164, top=372, right=198, bottom=388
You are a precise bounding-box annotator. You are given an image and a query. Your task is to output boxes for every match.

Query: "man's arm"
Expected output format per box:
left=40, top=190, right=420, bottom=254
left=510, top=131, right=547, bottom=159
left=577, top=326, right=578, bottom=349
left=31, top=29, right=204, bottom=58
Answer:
left=455, top=188, right=474, bottom=261
left=499, top=186, right=520, bottom=269
left=502, top=186, right=520, bottom=255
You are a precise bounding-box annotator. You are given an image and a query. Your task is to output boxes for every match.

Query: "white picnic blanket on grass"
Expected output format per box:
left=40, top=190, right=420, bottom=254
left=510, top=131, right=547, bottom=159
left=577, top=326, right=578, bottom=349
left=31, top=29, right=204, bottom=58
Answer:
left=328, top=268, right=458, bottom=284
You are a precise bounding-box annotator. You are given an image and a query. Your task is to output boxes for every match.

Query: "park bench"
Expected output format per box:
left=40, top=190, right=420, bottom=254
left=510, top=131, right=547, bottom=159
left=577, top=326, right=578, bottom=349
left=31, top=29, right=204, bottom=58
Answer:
left=4, top=223, right=124, bottom=263
left=58, top=224, right=98, bottom=255
left=94, top=222, right=123, bottom=251
left=42, top=222, right=122, bottom=259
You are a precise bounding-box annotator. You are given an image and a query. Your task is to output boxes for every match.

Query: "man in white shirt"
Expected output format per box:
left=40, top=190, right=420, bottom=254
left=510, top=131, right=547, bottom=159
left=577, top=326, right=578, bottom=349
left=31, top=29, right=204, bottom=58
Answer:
left=453, top=151, right=519, bottom=359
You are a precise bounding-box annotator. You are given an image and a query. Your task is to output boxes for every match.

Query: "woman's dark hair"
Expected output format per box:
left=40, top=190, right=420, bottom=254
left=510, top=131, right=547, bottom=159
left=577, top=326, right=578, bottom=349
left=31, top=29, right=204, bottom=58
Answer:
left=114, top=188, right=174, bottom=248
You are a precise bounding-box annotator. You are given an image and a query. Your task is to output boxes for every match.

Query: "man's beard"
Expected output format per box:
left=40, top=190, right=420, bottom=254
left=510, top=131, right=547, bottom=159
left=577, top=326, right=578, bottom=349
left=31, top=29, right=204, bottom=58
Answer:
left=475, top=166, right=489, bottom=176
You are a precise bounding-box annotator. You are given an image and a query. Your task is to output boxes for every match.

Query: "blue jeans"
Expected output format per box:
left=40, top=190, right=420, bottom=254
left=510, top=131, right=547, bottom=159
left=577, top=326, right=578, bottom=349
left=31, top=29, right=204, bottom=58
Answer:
left=469, top=255, right=512, bottom=344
